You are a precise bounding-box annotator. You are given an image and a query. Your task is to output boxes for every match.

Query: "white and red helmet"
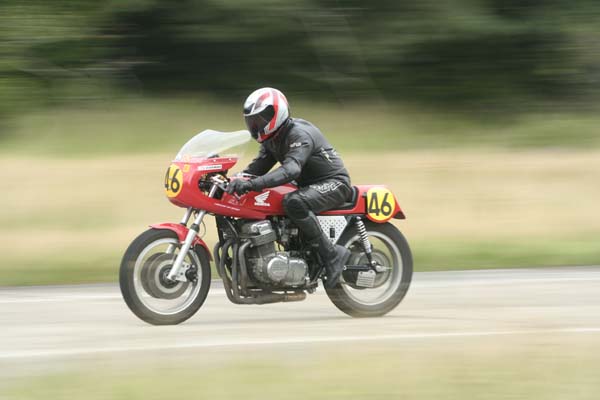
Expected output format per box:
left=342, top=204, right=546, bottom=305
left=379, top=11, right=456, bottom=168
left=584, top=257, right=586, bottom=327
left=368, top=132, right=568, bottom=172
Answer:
left=243, top=87, right=290, bottom=142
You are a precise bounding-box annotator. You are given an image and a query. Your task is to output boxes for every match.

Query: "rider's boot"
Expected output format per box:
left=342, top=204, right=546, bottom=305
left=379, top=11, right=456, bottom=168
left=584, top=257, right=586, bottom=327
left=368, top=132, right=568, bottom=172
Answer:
left=296, top=212, right=351, bottom=289
left=313, top=234, right=351, bottom=289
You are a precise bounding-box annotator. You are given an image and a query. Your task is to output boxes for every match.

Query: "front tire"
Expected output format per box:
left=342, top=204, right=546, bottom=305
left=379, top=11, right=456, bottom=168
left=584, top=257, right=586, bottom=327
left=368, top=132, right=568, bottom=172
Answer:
left=119, top=228, right=211, bottom=325
left=325, top=221, right=412, bottom=318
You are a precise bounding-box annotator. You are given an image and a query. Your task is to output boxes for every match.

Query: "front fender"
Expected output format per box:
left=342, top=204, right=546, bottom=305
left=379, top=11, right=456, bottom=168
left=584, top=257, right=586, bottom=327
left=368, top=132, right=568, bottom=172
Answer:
left=150, top=223, right=212, bottom=260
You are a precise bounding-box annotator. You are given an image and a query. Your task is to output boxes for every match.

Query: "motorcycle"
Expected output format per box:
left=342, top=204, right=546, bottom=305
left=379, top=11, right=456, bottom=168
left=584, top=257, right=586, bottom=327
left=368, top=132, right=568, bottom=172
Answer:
left=119, top=129, right=413, bottom=325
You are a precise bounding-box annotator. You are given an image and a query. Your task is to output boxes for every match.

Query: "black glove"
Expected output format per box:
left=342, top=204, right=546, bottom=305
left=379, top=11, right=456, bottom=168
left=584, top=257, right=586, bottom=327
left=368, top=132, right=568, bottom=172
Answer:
left=226, top=179, right=254, bottom=195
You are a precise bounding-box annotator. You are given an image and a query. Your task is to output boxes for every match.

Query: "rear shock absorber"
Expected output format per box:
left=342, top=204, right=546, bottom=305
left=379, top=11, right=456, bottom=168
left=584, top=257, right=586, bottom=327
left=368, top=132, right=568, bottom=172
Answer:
left=355, top=217, right=376, bottom=268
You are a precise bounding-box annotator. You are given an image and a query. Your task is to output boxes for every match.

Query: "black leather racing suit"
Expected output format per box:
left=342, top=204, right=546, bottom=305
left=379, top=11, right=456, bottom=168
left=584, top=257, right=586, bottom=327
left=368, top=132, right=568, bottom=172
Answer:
left=245, top=118, right=352, bottom=252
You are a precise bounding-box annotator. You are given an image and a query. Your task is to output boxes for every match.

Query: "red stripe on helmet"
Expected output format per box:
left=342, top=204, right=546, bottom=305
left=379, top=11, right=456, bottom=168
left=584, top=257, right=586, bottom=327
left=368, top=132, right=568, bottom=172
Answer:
left=253, top=91, right=270, bottom=112
left=268, top=89, right=279, bottom=131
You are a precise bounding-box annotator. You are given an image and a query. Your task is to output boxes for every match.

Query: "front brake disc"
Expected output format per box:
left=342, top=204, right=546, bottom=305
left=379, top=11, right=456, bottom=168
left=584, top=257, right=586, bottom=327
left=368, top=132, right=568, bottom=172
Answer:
left=141, top=253, right=189, bottom=299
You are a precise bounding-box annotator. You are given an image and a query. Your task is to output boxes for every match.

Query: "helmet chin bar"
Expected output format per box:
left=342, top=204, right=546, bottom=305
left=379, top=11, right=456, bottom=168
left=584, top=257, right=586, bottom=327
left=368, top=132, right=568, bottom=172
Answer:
left=258, top=118, right=290, bottom=142
left=244, top=105, right=275, bottom=141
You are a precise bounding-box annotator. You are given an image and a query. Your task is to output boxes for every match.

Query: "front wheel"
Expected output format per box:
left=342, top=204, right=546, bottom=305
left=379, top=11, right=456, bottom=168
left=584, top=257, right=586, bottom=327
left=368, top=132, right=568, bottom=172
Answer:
left=119, top=228, right=211, bottom=325
left=325, top=221, right=413, bottom=318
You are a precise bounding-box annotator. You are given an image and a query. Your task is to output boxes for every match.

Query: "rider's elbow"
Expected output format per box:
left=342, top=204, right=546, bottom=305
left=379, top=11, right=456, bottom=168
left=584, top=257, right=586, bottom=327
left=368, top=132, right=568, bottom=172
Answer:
left=283, top=159, right=302, bottom=181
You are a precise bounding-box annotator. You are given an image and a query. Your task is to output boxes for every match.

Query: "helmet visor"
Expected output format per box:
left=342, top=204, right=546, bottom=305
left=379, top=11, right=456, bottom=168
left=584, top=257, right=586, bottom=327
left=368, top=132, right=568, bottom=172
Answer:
left=244, top=105, right=275, bottom=140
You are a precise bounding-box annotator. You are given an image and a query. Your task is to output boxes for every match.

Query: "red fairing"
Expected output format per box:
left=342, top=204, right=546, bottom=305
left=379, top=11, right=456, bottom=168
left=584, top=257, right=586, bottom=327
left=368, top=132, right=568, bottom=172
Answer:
left=150, top=223, right=212, bottom=260
left=223, top=183, right=296, bottom=216
left=167, top=157, right=294, bottom=219
left=168, top=157, right=239, bottom=210
left=166, top=157, right=405, bottom=222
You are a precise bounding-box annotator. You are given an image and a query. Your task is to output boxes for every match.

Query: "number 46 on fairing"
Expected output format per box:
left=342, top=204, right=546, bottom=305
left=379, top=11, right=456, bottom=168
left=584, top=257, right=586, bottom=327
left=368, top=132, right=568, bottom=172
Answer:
left=366, top=187, right=396, bottom=222
left=164, top=164, right=183, bottom=198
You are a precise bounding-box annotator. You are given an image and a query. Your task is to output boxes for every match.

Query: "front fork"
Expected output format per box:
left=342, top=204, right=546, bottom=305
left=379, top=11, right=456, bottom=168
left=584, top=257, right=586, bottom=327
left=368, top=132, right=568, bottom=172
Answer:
left=166, top=184, right=218, bottom=281
left=165, top=208, right=194, bottom=254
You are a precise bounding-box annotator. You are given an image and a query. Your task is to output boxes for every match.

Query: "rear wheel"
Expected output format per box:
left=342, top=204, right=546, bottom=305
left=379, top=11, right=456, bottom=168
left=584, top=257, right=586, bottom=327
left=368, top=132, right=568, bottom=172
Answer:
left=325, top=221, right=412, bottom=318
left=119, top=228, right=211, bottom=325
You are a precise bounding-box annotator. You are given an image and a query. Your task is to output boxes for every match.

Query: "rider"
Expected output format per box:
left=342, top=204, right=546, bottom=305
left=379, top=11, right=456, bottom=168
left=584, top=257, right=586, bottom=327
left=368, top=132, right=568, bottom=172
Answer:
left=226, top=87, right=352, bottom=288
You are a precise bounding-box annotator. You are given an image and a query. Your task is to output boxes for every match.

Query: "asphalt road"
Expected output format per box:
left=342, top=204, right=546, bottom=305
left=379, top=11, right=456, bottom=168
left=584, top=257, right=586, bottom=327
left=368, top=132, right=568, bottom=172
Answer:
left=1, top=267, right=599, bottom=366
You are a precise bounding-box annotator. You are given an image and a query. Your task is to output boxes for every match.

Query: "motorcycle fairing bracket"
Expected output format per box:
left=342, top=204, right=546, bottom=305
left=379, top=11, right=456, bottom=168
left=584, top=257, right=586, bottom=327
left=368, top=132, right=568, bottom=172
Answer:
left=149, top=222, right=213, bottom=260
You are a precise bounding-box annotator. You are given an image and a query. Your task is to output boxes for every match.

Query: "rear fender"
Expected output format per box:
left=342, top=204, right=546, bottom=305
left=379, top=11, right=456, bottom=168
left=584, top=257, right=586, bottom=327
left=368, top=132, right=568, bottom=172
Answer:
left=149, top=223, right=212, bottom=260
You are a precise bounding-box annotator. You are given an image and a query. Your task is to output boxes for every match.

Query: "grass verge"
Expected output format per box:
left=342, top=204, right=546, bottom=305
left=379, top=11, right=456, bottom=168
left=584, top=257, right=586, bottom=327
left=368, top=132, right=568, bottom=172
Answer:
left=2, top=149, right=600, bottom=286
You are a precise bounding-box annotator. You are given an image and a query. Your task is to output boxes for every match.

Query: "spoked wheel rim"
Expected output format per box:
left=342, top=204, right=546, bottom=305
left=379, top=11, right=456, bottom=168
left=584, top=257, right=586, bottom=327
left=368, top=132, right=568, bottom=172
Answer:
left=133, top=238, right=202, bottom=315
left=340, top=231, right=403, bottom=306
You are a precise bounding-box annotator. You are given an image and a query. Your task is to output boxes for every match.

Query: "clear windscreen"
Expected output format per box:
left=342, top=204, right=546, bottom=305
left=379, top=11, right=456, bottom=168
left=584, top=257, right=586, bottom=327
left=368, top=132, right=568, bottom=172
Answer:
left=174, top=130, right=252, bottom=161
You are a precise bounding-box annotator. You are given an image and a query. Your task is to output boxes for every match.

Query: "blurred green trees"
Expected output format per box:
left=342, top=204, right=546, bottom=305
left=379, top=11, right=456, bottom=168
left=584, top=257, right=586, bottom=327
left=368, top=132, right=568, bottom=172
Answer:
left=1, top=0, right=600, bottom=123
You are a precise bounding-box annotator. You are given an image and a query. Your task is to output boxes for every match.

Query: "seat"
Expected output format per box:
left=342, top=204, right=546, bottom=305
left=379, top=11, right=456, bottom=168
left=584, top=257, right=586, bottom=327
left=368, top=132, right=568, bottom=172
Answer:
left=335, top=186, right=359, bottom=210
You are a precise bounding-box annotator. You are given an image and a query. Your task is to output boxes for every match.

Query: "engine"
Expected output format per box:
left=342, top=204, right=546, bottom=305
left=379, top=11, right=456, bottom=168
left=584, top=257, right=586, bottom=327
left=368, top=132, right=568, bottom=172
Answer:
left=241, top=220, right=308, bottom=288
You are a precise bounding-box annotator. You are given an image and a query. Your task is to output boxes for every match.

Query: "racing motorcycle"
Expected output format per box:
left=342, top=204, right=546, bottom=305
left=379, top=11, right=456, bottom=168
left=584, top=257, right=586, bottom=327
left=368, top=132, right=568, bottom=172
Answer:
left=119, top=130, right=413, bottom=325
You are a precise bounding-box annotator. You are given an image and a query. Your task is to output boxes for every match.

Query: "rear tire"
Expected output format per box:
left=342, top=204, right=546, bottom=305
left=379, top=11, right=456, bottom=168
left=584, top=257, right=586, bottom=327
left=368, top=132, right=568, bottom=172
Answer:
left=325, top=221, right=412, bottom=318
left=119, top=228, right=211, bottom=325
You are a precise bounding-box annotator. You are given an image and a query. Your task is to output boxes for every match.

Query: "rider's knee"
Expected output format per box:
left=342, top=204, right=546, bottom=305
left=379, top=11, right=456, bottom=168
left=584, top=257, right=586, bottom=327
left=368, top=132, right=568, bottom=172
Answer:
left=282, top=192, right=308, bottom=220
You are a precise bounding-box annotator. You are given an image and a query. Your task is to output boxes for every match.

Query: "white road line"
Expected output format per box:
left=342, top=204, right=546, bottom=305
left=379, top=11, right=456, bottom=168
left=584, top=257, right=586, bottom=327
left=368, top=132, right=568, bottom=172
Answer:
left=1, top=327, right=599, bottom=360
left=414, top=276, right=600, bottom=288
left=0, top=290, right=228, bottom=304
left=0, top=294, right=122, bottom=304
left=0, top=269, right=600, bottom=304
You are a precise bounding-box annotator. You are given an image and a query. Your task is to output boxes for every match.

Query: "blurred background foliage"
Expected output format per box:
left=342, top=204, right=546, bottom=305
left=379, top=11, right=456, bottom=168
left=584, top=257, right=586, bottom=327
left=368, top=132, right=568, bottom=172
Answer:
left=2, top=0, right=600, bottom=130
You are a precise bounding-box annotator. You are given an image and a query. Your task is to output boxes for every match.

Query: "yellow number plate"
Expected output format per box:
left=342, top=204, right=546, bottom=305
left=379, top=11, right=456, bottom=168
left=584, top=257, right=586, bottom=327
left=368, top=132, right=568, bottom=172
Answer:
left=366, top=187, right=395, bottom=222
left=164, top=164, right=183, bottom=198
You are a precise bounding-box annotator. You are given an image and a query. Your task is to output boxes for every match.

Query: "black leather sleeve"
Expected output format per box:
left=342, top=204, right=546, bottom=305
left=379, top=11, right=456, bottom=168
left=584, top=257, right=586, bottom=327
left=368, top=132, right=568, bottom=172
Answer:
left=251, top=130, right=314, bottom=190
left=243, top=145, right=276, bottom=176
